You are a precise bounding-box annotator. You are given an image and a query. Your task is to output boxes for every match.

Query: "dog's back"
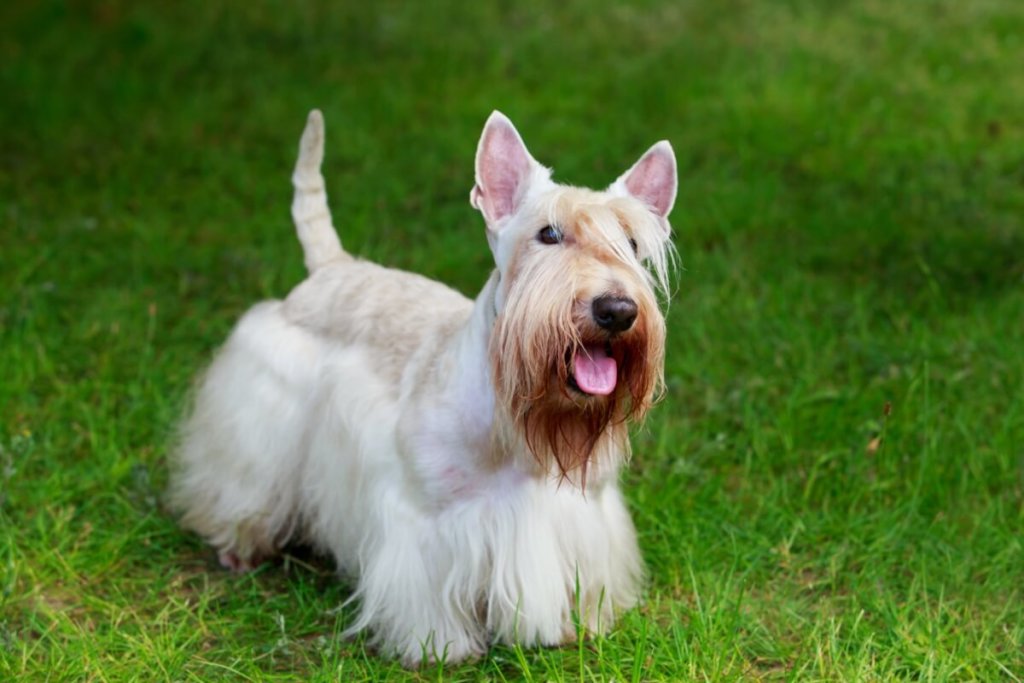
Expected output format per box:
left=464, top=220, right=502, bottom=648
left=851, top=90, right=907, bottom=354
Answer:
left=282, top=260, right=473, bottom=387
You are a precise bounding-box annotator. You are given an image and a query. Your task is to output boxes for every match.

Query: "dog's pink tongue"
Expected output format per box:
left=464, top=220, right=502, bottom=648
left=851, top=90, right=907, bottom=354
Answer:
left=573, top=345, right=617, bottom=396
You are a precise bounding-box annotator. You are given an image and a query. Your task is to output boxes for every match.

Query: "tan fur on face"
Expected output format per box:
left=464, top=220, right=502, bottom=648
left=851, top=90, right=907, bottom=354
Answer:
left=490, top=188, right=671, bottom=480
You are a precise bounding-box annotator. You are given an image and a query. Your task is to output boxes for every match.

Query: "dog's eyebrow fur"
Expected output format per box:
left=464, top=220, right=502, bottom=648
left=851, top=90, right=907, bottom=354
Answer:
left=542, top=189, right=676, bottom=298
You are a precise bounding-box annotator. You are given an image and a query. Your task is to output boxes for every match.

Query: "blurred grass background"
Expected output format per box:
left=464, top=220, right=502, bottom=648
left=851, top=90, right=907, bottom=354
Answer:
left=1, top=0, right=1022, bottom=680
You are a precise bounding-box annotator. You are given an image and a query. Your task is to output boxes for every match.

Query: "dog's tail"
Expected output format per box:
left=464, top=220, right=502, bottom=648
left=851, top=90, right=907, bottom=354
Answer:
left=292, top=109, right=348, bottom=272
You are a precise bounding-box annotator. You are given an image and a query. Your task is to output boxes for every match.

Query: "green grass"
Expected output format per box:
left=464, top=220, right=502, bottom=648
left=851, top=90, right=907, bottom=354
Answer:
left=2, top=0, right=1023, bottom=679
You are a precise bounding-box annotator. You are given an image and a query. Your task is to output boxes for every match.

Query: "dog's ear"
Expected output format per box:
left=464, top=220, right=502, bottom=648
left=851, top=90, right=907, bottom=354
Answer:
left=471, top=111, right=539, bottom=226
left=610, top=141, right=677, bottom=219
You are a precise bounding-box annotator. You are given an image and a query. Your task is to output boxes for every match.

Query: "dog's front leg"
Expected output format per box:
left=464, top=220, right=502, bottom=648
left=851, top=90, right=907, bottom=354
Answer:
left=345, top=510, right=487, bottom=667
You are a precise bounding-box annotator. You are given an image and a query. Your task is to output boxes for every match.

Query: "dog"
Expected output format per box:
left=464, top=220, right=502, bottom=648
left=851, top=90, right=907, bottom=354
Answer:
left=169, top=109, right=677, bottom=665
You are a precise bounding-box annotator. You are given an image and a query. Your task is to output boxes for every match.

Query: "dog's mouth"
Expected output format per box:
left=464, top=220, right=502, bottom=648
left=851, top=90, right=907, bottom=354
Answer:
left=566, top=341, right=618, bottom=396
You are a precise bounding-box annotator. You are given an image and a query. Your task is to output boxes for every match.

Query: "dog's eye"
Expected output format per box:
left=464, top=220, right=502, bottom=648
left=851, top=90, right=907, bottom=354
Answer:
left=629, top=238, right=638, bottom=255
left=537, top=226, right=562, bottom=245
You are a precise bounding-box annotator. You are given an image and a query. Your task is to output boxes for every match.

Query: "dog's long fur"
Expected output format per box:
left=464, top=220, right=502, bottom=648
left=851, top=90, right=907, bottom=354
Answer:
left=169, top=110, right=677, bottom=665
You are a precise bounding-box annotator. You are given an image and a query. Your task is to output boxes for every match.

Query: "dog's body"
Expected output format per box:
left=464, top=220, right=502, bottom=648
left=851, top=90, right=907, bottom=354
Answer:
left=170, top=110, right=677, bottom=664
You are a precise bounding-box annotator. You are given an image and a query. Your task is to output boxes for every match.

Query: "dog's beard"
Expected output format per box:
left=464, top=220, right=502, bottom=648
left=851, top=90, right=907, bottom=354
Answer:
left=490, top=272, right=665, bottom=481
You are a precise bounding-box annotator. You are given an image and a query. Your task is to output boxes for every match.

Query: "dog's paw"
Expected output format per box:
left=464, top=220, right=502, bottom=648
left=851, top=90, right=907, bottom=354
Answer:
left=217, top=550, right=260, bottom=573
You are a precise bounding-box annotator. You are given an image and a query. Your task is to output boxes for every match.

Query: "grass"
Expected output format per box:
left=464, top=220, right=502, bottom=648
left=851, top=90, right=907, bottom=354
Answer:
left=2, top=0, right=1023, bottom=679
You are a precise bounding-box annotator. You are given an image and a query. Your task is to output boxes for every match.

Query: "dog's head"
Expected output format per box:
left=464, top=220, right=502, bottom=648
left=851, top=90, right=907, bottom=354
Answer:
left=470, top=112, right=676, bottom=480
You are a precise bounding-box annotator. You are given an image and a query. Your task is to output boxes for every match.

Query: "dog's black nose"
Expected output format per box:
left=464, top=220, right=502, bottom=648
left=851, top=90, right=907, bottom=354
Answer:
left=592, top=295, right=638, bottom=333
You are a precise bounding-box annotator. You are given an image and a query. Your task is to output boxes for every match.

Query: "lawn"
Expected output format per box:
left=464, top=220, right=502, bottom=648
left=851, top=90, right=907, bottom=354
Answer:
left=2, top=0, right=1023, bottom=680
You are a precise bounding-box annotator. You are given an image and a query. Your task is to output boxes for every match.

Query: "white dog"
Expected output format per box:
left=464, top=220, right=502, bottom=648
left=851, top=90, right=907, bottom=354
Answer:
left=170, top=110, right=677, bottom=665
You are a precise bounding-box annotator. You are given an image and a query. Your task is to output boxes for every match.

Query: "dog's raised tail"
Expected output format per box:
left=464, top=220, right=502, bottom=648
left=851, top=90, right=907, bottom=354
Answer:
left=292, top=109, right=347, bottom=272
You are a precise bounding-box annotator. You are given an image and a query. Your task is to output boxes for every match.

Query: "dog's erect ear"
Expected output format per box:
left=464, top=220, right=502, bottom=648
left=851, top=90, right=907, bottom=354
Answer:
left=610, top=141, right=677, bottom=219
left=471, top=111, right=538, bottom=226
